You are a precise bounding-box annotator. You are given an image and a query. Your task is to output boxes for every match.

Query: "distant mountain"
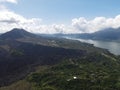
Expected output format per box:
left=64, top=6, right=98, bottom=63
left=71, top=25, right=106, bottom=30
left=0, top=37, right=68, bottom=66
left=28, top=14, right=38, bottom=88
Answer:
left=90, top=28, right=120, bottom=40
left=4, top=28, right=120, bottom=41
left=48, top=28, right=120, bottom=41
left=64, top=28, right=120, bottom=41
left=0, top=28, right=36, bottom=39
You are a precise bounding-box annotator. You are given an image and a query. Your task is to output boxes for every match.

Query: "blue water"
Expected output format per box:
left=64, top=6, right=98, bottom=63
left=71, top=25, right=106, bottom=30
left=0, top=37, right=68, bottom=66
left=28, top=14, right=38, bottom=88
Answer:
left=66, top=37, right=120, bottom=55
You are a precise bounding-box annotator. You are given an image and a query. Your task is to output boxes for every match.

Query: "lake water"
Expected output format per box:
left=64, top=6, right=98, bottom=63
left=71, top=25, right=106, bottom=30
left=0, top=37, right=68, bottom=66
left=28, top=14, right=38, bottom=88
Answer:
left=66, top=37, right=120, bottom=55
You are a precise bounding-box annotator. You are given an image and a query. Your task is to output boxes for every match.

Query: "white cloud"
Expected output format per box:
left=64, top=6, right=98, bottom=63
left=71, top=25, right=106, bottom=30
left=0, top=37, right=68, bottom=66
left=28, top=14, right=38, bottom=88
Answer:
left=0, top=4, right=7, bottom=10
left=72, top=16, right=120, bottom=33
left=0, top=10, right=43, bottom=33
left=1, top=0, right=120, bottom=34
left=0, top=0, right=120, bottom=34
left=0, top=0, right=18, bottom=4
left=30, top=24, right=80, bottom=34
left=1, top=10, right=120, bottom=34
left=0, top=8, right=80, bottom=34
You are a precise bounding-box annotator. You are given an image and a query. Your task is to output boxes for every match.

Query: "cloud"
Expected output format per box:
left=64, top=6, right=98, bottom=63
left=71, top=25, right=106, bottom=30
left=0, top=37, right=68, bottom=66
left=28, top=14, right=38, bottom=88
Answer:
left=0, top=10, right=43, bottom=33
left=0, top=0, right=18, bottom=4
left=30, top=24, right=80, bottom=34
left=0, top=0, right=120, bottom=34
left=0, top=4, right=7, bottom=10
left=0, top=7, right=79, bottom=34
left=72, top=16, right=120, bottom=33
left=1, top=10, right=120, bottom=34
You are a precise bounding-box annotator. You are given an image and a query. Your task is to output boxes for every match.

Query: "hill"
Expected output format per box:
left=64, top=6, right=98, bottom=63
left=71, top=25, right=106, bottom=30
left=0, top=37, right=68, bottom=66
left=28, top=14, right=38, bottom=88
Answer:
left=0, top=28, right=36, bottom=39
left=0, top=28, right=119, bottom=90
left=0, top=28, right=111, bottom=87
left=1, top=52, right=120, bottom=90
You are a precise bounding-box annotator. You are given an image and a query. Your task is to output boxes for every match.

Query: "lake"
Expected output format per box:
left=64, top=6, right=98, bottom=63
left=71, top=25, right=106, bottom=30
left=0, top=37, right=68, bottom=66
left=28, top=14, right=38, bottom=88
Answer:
left=66, top=37, right=120, bottom=55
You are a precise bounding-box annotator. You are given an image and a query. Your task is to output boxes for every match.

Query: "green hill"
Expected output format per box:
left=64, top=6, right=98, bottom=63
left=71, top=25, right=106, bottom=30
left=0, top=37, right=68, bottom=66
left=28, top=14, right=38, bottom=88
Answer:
left=0, top=28, right=119, bottom=90
left=1, top=52, right=120, bottom=90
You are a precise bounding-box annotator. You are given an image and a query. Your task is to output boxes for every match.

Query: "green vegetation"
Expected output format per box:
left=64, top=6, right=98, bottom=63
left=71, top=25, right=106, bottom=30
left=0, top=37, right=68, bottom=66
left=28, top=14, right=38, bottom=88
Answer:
left=10, top=49, right=24, bottom=56
left=0, top=29, right=120, bottom=90
left=26, top=53, right=120, bottom=90
left=1, top=53, right=120, bottom=90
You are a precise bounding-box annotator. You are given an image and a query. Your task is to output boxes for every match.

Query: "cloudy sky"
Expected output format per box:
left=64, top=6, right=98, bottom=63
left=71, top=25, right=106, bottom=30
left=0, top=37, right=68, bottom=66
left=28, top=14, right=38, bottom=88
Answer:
left=0, top=0, right=120, bottom=34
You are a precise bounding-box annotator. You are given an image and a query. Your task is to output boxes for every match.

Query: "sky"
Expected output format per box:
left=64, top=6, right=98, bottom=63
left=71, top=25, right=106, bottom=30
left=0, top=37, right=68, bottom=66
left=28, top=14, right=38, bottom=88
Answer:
left=0, top=0, right=120, bottom=34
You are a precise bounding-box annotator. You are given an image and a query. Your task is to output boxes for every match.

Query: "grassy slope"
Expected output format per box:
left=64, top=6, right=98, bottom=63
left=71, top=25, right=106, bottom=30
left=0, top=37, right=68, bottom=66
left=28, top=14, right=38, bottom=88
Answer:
left=1, top=53, right=120, bottom=90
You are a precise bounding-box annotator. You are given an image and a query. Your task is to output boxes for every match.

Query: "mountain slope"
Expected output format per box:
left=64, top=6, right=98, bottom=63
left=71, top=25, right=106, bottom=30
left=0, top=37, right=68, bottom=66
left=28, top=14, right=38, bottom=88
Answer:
left=0, top=28, right=108, bottom=86
left=0, top=28, right=108, bottom=53
left=1, top=52, right=120, bottom=90
left=0, top=28, right=117, bottom=88
left=68, top=28, right=120, bottom=41
left=0, top=41, right=87, bottom=86
left=0, top=28, right=36, bottom=39
left=54, top=28, right=120, bottom=41
left=91, top=28, right=120, bottom=40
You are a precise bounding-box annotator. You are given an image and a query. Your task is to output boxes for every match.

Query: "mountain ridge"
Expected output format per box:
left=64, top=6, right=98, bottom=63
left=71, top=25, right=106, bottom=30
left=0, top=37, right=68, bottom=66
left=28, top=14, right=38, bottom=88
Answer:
left=2, top=27, right=120, bottom=41
left=0, top=28, right=36, bottom=40
left=58, top=28, right=120, bottom=41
